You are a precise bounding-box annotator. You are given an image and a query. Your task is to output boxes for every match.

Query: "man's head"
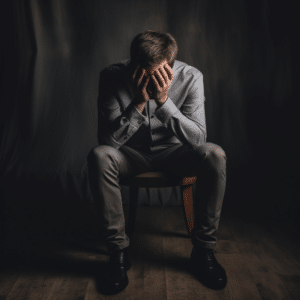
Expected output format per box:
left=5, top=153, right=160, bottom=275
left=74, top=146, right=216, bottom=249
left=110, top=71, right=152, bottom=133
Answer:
left=129, top=30, right=178, bottom=73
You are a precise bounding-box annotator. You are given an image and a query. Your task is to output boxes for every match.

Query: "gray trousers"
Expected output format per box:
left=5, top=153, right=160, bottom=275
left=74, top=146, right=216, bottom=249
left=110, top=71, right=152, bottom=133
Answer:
left=87, top=142, right=226, bottom=252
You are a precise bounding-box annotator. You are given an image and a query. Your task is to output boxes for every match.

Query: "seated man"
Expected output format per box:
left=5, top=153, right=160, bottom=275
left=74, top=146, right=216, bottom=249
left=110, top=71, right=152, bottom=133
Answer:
left=87, top=30, right=227, bottom=294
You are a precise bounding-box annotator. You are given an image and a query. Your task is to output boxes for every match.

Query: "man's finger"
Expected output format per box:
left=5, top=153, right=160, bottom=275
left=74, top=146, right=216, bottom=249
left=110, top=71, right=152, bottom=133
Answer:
left=151, top=74, right=160, bottom=89
left=159, top=66, right=169, bottom=83
left=137, top=68, right=146, bottom=87
left=142, top=76, right=150, bottom=89
left=164, top=64, right=174, bottom=81
left=133, top=64, right=140, bottom=80
left=133, top=67, right=139, bottom=88
left=154, top=70, right=164, bottom=87
left=133, top=65, right=142, bottom=84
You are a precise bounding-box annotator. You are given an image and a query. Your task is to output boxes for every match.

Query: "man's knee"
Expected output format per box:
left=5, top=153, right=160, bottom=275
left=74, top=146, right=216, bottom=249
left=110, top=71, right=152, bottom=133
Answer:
left=196, top=143, right=227, bottom=170
left=87, top=145, right=121, bottom=165
left=205, top=143, right=226, bottom=160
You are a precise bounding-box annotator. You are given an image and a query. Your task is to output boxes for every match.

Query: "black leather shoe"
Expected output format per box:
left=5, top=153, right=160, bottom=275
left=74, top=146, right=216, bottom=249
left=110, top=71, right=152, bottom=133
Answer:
left=189, top=246, right=227, bottom=290
left=104, top=247, right=132, bottom=295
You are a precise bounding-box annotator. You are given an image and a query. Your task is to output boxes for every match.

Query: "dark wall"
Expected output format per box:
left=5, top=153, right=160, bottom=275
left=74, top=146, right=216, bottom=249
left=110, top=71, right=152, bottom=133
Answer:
left=1, top=0, right=300, bottom=220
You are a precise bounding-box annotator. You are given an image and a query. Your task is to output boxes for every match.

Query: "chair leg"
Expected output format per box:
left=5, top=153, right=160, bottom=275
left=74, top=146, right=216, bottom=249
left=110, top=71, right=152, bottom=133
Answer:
left=180, top=184, right=194, bottom=237
left=127, top=186, right=139, bottom=235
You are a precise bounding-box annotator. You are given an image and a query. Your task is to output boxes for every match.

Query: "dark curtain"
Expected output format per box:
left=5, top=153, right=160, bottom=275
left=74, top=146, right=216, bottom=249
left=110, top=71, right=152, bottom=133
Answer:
left=1, top=0, right=300, bottom=221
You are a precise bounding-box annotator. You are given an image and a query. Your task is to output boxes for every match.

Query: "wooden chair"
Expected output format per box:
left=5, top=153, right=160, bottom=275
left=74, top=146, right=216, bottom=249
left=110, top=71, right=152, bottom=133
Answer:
left=119, top=172, right=197, bottom=237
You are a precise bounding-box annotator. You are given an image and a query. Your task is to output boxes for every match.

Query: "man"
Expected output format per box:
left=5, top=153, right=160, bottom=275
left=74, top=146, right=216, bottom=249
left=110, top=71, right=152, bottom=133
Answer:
left=87, top=30, right=227, bottom=294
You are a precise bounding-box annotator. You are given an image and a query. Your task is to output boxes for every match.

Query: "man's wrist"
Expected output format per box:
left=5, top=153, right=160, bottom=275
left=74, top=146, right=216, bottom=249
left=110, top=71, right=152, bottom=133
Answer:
left=155, top=96, right=168, bottom=107
left=135, top=101, right=147, bottom=114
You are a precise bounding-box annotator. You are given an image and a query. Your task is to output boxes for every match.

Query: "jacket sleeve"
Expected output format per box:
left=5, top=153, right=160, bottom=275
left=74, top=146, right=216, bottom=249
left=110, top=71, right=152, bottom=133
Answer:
left=154, top=71, right=207, bottom=149
left=97, top=69, right=148, bottom=149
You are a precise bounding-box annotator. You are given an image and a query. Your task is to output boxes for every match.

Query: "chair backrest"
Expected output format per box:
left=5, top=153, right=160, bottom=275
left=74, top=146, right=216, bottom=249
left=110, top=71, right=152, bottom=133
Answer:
left=119, top=172, right=197, bottom=188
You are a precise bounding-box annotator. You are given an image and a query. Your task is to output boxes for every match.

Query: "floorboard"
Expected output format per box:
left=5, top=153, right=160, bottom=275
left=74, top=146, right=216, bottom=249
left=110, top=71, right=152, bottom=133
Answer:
left=0, top=204, right=299, bottom=299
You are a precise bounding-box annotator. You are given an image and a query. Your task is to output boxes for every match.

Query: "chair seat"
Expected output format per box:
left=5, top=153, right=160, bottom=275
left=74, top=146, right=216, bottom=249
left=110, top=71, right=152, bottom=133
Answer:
left=119, top=171, right=197, bottom=188
left=120, top=172, right=196, bottom=236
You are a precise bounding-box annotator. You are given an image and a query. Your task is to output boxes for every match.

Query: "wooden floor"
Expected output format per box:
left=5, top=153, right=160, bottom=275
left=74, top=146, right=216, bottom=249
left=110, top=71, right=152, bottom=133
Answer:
left=1, top=203, right=300, bottom=299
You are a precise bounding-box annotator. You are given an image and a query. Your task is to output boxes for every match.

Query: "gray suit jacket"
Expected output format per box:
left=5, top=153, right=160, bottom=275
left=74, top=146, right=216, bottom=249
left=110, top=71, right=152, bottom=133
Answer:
left=97, top=59, right=207, bottom=154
